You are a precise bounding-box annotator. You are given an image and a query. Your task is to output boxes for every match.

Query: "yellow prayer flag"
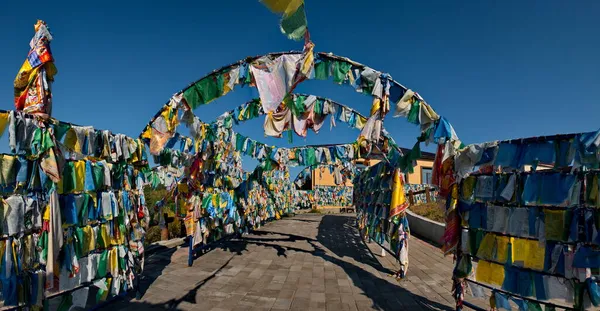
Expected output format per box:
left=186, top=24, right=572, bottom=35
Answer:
left=356, top=115, right=368, bottom=129
left=488, top=262, right=505, bottom=286
left=476, top=260, right=505, bottom=286
left=74, top=161, right=85, bottom=192
left=0, top=113, right=9, bottom=138
left=525, top=240, right=545, bottom=270
left=475, top=260, right=492, bottom=283
left=389, top=169, right=409, bottom=218
left=370, top=98, right=381, bottom=116
left=63, top=128, right=80, bottom=153
left=495, top=236, right=510, bottom=264
left=108, top=247, right=119, bottom=276
left=461, top=176, right=476, bottom=200
left=82, top=226, right=95, bottom=254
left=261, top=0, right=303, bottom=16
left=141, top=127, right=152, bottom=140
left=43, top=203, right=51, bottom=221
left=511, top=238, right=530, bottom=267
left=476, top=233, right=496, bottom=260
left=98, top=224, right=109, bottom=248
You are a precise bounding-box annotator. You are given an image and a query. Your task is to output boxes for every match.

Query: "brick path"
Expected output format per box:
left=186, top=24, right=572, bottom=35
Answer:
left=106, top=214, right=464, bottom=311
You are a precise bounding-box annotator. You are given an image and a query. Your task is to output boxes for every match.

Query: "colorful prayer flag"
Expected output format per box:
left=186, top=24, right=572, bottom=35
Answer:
left=14, top=20, right=57, bottom=116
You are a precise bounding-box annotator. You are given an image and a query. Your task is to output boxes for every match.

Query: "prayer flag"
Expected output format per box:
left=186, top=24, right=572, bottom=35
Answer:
left=260, top=0, right=308, bottom=41
left=14, top=20, right=56, bottom=115
left=389, top=169, right=409, bottom=218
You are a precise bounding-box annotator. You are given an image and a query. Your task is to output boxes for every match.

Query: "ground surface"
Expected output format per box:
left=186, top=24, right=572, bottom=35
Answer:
left=105, top=214, right=470, bottom=311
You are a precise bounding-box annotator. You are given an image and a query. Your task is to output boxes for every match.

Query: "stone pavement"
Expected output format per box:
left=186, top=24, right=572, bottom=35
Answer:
left=106, top=214, right=469, bottom=311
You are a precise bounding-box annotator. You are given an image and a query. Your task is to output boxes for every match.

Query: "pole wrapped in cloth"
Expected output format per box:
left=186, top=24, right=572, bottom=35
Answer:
left=14, top=20, right=57, bottom=116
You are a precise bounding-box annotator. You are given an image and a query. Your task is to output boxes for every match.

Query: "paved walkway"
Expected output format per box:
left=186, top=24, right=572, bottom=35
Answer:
left=106, top=214, right=465, bottom=311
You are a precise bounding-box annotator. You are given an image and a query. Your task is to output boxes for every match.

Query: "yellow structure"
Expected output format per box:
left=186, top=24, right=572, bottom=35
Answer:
left=310, top=148, right=436, bottom=210
left=352, top=148, right=437, bottom=184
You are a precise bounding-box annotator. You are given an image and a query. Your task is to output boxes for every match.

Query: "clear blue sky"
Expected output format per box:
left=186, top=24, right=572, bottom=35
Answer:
left=1, top=1, right=599, bottom=177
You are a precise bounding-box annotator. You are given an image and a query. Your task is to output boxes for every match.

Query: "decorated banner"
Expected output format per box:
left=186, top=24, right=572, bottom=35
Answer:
left=14, top=20, right=57, bottom=116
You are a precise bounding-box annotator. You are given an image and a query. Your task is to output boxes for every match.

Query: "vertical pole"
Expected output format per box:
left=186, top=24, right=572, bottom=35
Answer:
left=312, top=168, right=317, bottom=210
left=188, top=236, right=193, bottom=267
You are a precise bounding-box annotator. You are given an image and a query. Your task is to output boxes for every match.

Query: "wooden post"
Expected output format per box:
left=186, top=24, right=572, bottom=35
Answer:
left=408, top=191, right=414, bottom=206
left=161, top=213, right=170, bottom=240
left=425, top=187, right=431, bottom=203
left=188, top=236, right=193, bottom=267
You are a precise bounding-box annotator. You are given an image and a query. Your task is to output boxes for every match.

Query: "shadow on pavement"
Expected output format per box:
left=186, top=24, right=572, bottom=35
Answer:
left=115, top=256, right=234, bottom=311
left=105, top=214, right=452, bottom=311
left=217, top=214, right=452, bottom=311
left=106, top=244, right=181, bottom=309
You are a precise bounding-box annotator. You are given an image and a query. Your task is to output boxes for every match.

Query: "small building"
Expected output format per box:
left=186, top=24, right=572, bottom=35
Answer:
left=352, top=148, right=437, bottom=185
left=306, top=148, right=437, bottom=211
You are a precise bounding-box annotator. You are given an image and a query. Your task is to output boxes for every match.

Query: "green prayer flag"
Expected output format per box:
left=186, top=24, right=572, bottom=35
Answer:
left=40, top=130, right=55, bottom=154
left=56, top=293, right=73, bottom=311
left=80, top=195, right=89, bottom=226
left=235, top=134, right=244, bottom=151
left=306, top=148, right=317, bottom=166
left=280, top=4, right=307, bottom=41
left=223, top=116, right=233, bottom=129
left=183, top=85, right=202, bottom=110
left=409, top=143, right=422, bottom=162
left=289, top=95, right=306, bottom=117
left=527, top=302, right=542, bottom=311
left=119, top=248, right=126, bottom=270
left=406, top=101, right=420, bottom=124
left=332, top=61, right=352, bottom=84
left=74, top=227, right=84, bottom=258
left=62, top=162, right=76, bottom=193
left=262, top=160, right=273, bottom=171
left=31, top=128, right=42, bottom=154
left=91, top=163, right=104, bottom=190
left=314, top=60, right=330, bottom=80
left=97, top=250, right=108, bottom=278
left=53, top=123, right=71, bottom=141
left=202, top=196, right=211, bottom=209
left=313, top=99, right=323, bottom=115
left=112, top=162, right=125, bottom=187
left=249, top=100, right=261, bottom=119
left=197, top=74, right=224, bottom=105
left=96, top=278, right=111, bottom=303
left=150, top=172, right=160, bottom=189
left=244, top=67, right=253, bottom=84
left=39, top=231, right=48, bottom=262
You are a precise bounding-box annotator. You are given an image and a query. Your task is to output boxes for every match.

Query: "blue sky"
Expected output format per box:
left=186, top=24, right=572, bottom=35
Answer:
left=1, top=1, right=599, bottom=177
